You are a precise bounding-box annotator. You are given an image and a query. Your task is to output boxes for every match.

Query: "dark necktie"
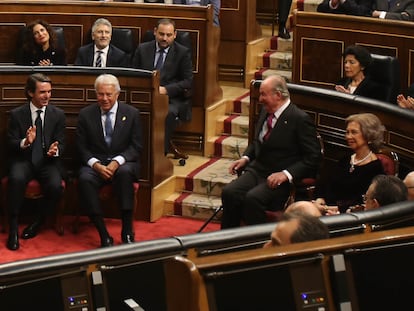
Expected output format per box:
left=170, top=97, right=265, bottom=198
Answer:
left=263, top=113, right=275, bottom=141
left=154, top=48, right=165, bottom=70
left=104, top=111, right=113, bottom=146
left=95, top=50, right=103, bottom=67
left=32, top=109, right=44, bottom=168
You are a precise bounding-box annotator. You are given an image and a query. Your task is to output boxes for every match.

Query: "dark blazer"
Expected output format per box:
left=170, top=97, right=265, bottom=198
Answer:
left=337, top=76, right=386, bottom=101
left=74, top=43, right=130, bottom=67
left=244, top=103, right=321, bottom=182
left=374, top=0, right=414, bottom=20
left=7, top=103, right=65, bottom=171
left=76, top=102, right=143, bottom=179
left=317, top=0, right=374, bottom=16
left=132, top=40, right=193, bottom=121
left=16, top=46, right=67, bottom=66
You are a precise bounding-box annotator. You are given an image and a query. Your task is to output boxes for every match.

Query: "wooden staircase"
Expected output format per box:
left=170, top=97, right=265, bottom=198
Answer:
left=159, top=22, right=303, bottom=222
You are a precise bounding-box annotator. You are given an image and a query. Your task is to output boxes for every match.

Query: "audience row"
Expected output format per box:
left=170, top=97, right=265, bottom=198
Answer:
left=221, top=75, right=413, bottom=232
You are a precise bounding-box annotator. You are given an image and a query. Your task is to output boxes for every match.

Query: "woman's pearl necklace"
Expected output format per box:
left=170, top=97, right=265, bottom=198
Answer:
left=349, top=151, right=372, bottom=173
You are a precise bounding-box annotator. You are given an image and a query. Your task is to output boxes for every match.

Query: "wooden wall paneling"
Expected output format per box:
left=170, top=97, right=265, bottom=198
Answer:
left=218, top=0, right=261, bottom=81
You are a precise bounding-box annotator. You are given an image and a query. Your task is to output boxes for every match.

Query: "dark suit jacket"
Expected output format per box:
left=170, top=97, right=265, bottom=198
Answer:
left=374, top=0, right=414, bottom=20
left=76, top=102, right=143, bottom=179
left=74, top=43, right=130, bottom=67
left=132, top=40, right=193, bottom=121
left=7, top=103, right=65, bottom=172
left=338, top=76, right=386, bottom=101
left=243, top=103, right=321, bottom=182
left=317, top=0, right=374, bottom=16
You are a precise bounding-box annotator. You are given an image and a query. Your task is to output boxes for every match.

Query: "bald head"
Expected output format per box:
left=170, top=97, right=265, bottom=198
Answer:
left=285, top=201, right=322, bottom=217
left=404, top=172, right=414, bottom=200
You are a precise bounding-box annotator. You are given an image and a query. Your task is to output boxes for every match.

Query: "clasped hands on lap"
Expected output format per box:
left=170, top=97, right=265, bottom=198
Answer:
left=93, top=160, right=120, bottom=180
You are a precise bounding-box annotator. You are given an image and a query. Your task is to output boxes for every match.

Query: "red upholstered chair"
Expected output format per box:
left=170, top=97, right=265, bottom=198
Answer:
left=1, top=177, right=66, bottom=235
left=376, top=148, right=399, bottom=176
left=72, top=182, right=139, bottom=233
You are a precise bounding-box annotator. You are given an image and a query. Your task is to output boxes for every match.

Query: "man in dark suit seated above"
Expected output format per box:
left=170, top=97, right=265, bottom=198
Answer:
left=220, top=75, right=322, bottom=229
left=372, top=0, right=414, bottom=20
left=132, top=18, right=193, bottom=159
left=76, top=74, right=143, bottom=247
left=74, top=18, right=130, bottom=67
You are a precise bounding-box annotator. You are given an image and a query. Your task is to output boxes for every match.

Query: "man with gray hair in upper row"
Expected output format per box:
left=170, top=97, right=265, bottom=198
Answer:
left=74, top=18, right=129, bottom=67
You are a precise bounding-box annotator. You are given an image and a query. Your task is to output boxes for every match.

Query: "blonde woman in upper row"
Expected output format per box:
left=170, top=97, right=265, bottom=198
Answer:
left=313, top=113, right=385, bottom=214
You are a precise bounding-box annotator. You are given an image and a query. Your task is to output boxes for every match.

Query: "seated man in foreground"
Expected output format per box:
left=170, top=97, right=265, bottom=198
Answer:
left=76, top=74, right=143, bottom=247
left=220, top=75, right=321, bottom=228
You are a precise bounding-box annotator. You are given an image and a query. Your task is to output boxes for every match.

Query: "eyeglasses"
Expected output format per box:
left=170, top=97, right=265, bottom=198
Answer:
left=362, top=194, right=369, bottom=204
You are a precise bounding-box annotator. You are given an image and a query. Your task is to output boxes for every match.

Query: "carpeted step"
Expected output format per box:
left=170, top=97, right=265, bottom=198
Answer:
left=216, top=114, right=249, bottom=137
left=182, top=157, right=237, bottom=195
left=294, top=0, right=323, bottom=12
left=166, top=192, right=223, bottom=221
left=169, top=157, right=239, bottom=220
left=206, top=134, right=248, bottom=158
left=231, top=91, right=250, bottom=116
left=259, top=51, right=292, bottom=71
left=270, top=35, right=293, bottom=51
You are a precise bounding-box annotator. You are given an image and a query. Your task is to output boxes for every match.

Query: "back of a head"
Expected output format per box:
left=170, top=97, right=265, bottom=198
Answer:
left=282, top=211, right=329, bottom=244
left=371, top=174, right=408, bottom=206
left=285, top=201, right=322, bottom=217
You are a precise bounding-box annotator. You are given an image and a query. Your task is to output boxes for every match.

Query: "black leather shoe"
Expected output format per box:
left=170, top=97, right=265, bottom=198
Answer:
left=7, top=231, right=19, bottom=251
left=169, top=140, right=189, bottom=159
left=21, top=221, right=42, bottom=239
left=100, top=236, right=114, bottom=248
left=122, top=233, right=135, bottom=244
left=278, top=27, right=291, bottom=39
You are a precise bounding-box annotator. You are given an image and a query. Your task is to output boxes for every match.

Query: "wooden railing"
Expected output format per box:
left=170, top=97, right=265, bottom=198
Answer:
left=164, top=225, right=414, bottom=310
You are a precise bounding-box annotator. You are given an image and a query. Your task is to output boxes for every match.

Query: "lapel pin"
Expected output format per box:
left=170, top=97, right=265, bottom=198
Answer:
left=122, top=116, right=126, bottom=121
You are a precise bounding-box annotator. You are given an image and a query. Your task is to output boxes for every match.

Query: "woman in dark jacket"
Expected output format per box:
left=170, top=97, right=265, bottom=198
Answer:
left=16, top=19, right=66, bottom=66
left=335, top=45, right=385, bottom=101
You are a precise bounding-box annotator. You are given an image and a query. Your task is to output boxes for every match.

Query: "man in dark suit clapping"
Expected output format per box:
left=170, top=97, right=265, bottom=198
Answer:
left=76, top=74, right=143, bottom=247
left=132, top=18, right=193, bottom=159
left=6, top=73, right=66, bottom=250
left=75, top=18, right=129, bottom=67
left=220, top=75, right=322, bottom=228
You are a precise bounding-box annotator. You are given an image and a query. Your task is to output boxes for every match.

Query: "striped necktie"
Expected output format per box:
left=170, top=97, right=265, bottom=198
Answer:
left=95, top=50, right=103, bottom=67
left=263, top=113, right=275, bottom=141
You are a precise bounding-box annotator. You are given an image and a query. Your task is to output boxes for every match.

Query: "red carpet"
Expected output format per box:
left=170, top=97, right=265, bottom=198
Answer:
left=0, top=216, right=220, bottom=264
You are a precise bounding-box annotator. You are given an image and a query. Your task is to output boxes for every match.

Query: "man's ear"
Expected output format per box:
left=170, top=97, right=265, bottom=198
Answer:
left=372, top=198, right=381, bottom=208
